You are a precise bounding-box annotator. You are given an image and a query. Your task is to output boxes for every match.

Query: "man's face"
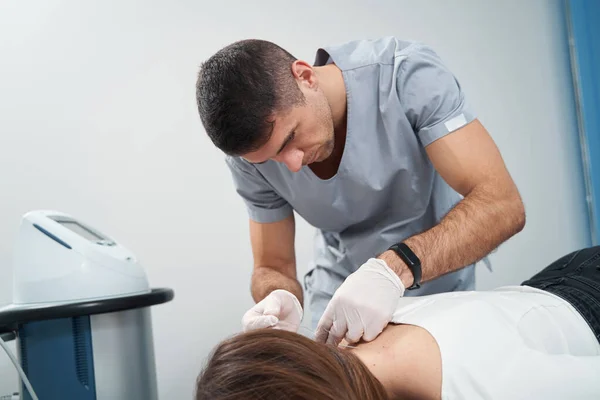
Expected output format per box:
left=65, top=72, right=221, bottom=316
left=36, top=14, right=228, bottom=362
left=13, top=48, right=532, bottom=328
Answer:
left=241, top=65, right=335, bottom=172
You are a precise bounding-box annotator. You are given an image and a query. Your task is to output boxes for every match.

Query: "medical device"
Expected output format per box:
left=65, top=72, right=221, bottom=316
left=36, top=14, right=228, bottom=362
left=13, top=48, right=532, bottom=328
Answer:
left=12, top=210, right=150, bottom=304
left=0, top=210, right=174, bottom=400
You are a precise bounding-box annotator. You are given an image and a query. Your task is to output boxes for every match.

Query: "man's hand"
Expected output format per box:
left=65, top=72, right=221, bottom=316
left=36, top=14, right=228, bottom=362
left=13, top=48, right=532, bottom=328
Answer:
left=314, top=258, right=405, bottom=346
left=243, top=215, right=305, bottom=333
left=242, top=289, right=303, bottom=332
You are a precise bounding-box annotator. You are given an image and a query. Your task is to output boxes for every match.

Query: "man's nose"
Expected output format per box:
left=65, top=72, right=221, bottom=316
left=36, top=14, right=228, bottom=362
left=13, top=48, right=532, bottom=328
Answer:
left=276, top=150, right=303, bottom=172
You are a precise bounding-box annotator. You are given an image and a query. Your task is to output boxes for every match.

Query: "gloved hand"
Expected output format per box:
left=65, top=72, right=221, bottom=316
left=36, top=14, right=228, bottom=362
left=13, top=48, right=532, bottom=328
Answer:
left=241, top=289, right=303, bottom=333
left=315, top=258, right=405, bottom=346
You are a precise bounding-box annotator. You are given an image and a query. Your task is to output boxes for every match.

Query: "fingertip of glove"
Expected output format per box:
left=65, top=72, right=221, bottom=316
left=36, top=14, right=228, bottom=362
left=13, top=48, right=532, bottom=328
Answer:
left=362, top=328, right=384, bottom=342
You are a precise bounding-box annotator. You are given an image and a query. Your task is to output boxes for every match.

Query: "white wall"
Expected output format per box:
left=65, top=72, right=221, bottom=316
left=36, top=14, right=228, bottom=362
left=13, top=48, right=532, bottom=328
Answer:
left=0, top=0, right=590, bottom=397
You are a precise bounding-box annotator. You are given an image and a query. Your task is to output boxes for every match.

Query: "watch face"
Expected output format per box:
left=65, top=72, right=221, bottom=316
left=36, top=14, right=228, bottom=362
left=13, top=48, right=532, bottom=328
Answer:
left=405, top=251, right=420, bottom=266
left=398, top=244, right=420, bottom=266
left=393, top=243, right=421, bottom=290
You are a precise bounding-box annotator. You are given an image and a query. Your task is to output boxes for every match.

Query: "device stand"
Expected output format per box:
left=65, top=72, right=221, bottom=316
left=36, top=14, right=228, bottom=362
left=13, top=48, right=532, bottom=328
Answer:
left=0, top=288, right=174, bottom=400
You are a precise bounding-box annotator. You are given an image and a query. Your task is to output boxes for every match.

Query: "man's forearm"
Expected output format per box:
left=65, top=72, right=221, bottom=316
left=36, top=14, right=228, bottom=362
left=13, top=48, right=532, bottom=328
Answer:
left=381, top=181, right=525, bottom=286
left=251, top=266, right=304, bottom=306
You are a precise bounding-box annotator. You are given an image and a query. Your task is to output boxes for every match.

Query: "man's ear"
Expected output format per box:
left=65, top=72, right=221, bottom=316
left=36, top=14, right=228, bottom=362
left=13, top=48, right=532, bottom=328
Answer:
left=291, top=60, right=317, bottom=88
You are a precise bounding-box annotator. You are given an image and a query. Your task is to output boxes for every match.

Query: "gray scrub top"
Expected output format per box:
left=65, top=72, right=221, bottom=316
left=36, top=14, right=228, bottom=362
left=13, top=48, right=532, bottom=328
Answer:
left=225, top=36, right=483, bottom=298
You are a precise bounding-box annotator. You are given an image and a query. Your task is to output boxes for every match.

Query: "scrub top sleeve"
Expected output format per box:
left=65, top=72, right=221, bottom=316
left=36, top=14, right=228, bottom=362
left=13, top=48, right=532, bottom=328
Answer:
left=397, top=44, right=476, bottom=146
left=225, top=157, right=293, bottom=223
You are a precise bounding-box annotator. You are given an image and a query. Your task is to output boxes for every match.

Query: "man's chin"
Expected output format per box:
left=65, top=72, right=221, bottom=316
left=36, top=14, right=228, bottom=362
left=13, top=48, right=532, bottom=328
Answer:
left=311, top=152, right=325, bottom=164
left=317, top=147, right=334, bottom=163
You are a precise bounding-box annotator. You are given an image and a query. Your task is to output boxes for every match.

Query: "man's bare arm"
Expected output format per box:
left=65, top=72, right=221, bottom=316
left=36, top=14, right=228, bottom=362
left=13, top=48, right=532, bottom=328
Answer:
left=249, top=213, right=303, bottom=305
left=380, top=119, right=525, bottom=286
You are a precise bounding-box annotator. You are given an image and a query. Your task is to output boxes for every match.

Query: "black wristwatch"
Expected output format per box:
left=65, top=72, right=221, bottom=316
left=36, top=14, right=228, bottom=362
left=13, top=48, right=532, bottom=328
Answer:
left=388, top=242, right=422, bottom=290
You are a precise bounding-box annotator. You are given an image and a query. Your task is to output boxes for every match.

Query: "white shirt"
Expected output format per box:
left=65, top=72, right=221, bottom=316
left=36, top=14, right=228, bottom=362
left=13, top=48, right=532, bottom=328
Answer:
left=391, top=285, right=600, bottom=399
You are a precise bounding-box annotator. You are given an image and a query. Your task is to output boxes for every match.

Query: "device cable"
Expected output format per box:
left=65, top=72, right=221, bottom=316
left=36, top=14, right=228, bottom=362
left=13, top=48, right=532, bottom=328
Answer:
left=0, top=334, right=39, bottom=400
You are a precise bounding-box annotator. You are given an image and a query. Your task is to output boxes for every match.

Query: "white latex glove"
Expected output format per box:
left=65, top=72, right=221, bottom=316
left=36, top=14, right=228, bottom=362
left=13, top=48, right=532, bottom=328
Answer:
left=315, top=258, right=405, bottom=346
left=241, top=289, right=303, bottom=333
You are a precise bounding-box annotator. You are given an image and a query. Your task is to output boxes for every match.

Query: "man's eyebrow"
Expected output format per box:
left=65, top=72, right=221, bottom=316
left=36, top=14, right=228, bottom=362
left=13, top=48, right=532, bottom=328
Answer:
left=245, top=128, right=296, bottom=165
left=276, top=130, right=295, bottom=155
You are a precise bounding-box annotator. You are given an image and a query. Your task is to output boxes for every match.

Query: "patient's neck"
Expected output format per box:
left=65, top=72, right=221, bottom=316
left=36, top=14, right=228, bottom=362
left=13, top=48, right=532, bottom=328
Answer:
left=344, top=324, right=443, bottom=400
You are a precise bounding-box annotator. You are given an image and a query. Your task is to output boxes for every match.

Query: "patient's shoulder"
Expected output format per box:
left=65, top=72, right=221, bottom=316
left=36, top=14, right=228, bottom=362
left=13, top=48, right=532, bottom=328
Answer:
left=350, top=324, right=442, bottom=400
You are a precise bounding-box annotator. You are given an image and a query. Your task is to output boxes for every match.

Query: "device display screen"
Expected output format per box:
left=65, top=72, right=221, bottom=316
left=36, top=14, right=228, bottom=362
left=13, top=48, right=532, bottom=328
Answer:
left=59, top=221, right=105, bottom=241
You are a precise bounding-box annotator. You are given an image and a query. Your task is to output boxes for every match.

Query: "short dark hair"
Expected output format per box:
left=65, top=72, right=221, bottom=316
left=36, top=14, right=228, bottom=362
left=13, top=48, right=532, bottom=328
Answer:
left=196, top=39, right=306, bottom=156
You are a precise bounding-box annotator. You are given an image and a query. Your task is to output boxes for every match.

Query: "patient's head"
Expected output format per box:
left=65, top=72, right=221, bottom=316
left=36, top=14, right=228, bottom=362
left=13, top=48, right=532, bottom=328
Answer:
left=195, top=328, right=389, bottom=400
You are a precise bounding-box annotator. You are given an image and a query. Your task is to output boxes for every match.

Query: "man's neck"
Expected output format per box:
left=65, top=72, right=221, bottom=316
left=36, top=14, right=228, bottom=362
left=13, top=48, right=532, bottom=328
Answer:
left=314, top=64, right=347, bottom=131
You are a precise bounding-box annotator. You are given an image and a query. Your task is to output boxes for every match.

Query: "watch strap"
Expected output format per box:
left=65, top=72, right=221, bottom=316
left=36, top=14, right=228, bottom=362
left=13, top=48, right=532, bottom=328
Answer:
left=388, top=242, right=422, bottom=290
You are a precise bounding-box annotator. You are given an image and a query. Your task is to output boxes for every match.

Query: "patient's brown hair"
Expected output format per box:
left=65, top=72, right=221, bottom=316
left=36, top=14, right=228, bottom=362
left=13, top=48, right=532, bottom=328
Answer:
left=195, top=328, right=389, bottom=400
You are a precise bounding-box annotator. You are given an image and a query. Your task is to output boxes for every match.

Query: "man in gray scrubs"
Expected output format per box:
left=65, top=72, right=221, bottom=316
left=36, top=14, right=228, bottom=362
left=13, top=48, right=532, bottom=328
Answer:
left=195, top=37, right=525, bottom=345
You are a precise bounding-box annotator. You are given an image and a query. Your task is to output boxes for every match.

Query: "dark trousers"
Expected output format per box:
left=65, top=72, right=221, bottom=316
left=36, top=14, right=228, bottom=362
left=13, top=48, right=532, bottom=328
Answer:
left=522, top=245, right=600, bottom=344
